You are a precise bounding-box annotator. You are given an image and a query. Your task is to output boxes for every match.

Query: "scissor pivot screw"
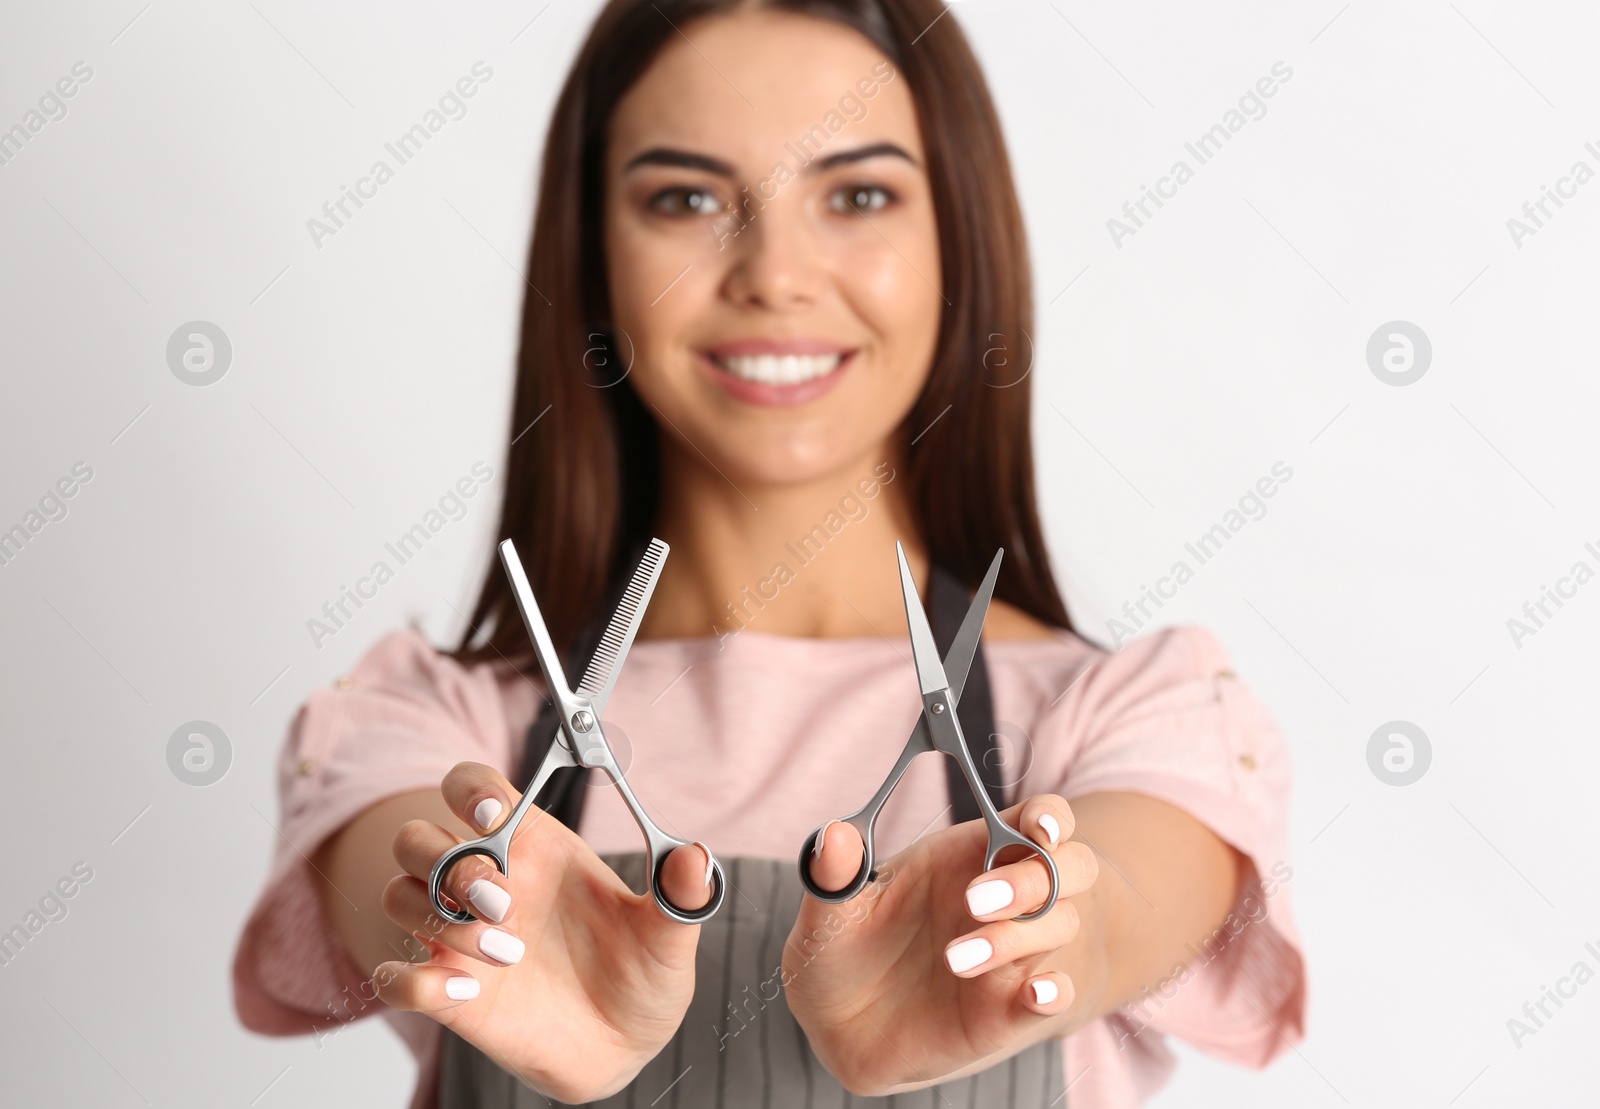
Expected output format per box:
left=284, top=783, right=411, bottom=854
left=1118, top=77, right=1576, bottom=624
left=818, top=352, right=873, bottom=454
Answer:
left=931, top=701, right=945, bottom=715
left=571, top=710, right=595, bottom=732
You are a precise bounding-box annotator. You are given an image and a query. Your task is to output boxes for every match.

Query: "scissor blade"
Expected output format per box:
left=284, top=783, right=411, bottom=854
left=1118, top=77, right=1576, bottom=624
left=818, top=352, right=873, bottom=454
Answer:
left=499, top=539, right=572, bottom=702
left=943, top=549, right=1003, bottom=705
left=575, top=538, right=669, bottom=715
left=896, top=541, right=950, bottom=696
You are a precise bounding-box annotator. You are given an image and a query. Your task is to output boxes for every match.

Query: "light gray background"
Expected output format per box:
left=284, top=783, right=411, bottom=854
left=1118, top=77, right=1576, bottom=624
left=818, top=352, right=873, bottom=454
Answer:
left=2, top=0, right=1596, bottom=1105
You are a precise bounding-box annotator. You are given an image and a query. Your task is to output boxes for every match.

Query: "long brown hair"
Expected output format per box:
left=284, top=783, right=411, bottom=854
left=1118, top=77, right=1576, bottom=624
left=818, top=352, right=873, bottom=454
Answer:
left=454, top=0, right=1073, bottom=666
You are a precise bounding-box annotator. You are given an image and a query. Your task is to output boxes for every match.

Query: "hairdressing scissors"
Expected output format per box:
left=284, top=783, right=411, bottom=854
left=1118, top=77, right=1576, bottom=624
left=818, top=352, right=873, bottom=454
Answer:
left=429, top=537, right=727, bottom=926
left=798, top=543, right=1060, bottom=921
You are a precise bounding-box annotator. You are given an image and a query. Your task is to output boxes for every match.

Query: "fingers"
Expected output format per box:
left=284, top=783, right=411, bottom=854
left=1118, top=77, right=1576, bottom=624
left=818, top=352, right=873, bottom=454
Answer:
left=966, top=796, right=1096, bottom=923
left=384, top=874, right=527, bottom=967
left=392, top=761, right=530, bottom=925
left=938, top=795, right=1094, bottom=999
left=1019, top=971, right=1074, bottom=1016
left=657, top=841, right=716, bottom=916
left=805, top=819, right=867, bottom=894
left=625, top=843, right=716, bottom=974
left=942, top=897, right=1080, bottom=978
left=393, top=817, right=516, bottom=924
left=441, top=761, right=523, bottom=837
left=373, top=959, right=483, bottom=1016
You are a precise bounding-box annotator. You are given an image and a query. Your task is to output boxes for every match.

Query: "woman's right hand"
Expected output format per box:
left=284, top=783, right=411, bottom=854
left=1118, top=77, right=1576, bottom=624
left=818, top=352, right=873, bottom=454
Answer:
left=374, top=761, right=713, bottom=1104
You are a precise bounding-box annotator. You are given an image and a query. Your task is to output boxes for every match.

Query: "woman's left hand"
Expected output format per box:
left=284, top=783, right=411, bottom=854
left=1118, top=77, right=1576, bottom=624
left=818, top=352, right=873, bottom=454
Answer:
left=783, top=794, right=1103, bottom=1095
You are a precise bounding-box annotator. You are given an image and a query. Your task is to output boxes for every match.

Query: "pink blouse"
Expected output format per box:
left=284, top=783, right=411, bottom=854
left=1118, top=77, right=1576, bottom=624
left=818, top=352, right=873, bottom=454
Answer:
left=232, top=624, right=1306, bottom=1108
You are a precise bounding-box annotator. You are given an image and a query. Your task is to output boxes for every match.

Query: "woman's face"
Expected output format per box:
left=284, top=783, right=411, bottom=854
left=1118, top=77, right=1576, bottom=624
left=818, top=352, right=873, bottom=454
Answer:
left=604, top=8, right=941, bottom=490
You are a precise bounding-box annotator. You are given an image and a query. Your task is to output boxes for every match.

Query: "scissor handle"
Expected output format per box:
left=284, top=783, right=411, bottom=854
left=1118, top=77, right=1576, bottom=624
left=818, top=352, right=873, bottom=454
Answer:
left=798, top=813, right=876, bottom=904
left=426, top=772, right=548, bottom=925
left=647, top=847, right=727, bottom=925
left=980, top=813, right=1061, bottom=923
left=429, top=818, right=727, bottom=926
left=428, top=836, right=511, bottom=925
left=602, top=767, right=727, bottom=924
left=932, top=693, right=1063, bottom=924
left=798, top=807, right=1061, bottom=921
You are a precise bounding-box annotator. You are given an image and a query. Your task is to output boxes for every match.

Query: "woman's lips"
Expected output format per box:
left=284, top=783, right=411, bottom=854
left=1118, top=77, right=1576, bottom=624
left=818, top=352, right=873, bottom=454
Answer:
left=699, top=348, right=856, bottom=407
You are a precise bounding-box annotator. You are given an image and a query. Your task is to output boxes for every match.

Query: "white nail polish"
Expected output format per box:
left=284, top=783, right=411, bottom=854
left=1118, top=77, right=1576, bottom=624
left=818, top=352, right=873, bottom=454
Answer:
left=1031, top=978, right=1058, bottom=1005
left=467, top=879, right=512, bottom=923
left=473, top=797, right=503, bottom=831
left=445, top=976, right=480, bottom=1001
left=945, top=937, right=993, bottom=974
left=478, top=928, right=525, bottom=965
left=813, top=820, right=837, bottom=858
left=1038, top=813, right=1060, bottom=848
left=966, top=879, right=1014, bottom=917
left=693, top=841, right=715, bottom=887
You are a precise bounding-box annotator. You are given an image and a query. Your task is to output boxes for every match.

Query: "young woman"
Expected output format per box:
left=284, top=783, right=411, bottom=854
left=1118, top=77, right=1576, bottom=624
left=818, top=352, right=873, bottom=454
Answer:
left=233, top=1, right=1306, bottom=1105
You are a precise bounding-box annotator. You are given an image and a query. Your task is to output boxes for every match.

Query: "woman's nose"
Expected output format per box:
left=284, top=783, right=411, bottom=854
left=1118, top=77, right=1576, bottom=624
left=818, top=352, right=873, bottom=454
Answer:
left=719, top=197, right=825, bottom=312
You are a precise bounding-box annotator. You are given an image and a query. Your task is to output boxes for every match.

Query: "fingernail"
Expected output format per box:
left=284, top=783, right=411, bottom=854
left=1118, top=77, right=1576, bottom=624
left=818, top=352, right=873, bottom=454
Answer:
left=467, top=879, right=512, bottom=923
left=813, top=820, right=838, bottom=858
left=445, top=976, right=480, bottom=1001
left=1031, top=978, right=1058, bottom=1005
left=689, top=841, right=715, bottom=887
left=965, top=879, right=1014, bottom=917
left=1038, top=813, right=1060, bottom=848
left=474, top=797, right=503, bottom=831
left=478, top=928, right=525, bottom=965
left=945, top=937, right=993, bottom=974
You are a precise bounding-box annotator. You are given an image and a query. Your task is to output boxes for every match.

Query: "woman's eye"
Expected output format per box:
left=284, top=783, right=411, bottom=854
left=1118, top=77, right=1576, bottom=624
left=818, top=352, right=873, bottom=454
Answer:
left=650, top=187, right=725, bottom=217
left=829, top=184, right=895, bottom=214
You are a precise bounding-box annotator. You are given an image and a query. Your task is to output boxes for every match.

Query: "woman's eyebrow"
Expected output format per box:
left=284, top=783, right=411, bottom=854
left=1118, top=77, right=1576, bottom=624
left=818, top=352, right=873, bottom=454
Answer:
left=808, top=142, right=919, bottom=173
left=624, top=147, right=736, bottom=176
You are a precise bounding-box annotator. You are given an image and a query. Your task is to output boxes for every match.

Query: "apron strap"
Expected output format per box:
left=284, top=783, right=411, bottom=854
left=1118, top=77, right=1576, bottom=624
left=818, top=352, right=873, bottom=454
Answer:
left=518, top=559, right=1002, bottom=831
left=927, top=563, right=1007, bottom=822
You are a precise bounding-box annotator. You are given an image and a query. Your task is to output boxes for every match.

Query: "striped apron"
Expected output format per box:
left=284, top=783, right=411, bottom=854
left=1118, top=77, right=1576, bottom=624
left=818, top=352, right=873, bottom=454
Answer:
left=438, top=566, right=1068, bottom=1108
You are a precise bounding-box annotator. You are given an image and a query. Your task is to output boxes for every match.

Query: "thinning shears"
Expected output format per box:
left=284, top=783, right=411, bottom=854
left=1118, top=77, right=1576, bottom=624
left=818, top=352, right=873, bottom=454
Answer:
left=798, top=544, right=1060, bottom=921
left=429, top=537, right=727, bottom=926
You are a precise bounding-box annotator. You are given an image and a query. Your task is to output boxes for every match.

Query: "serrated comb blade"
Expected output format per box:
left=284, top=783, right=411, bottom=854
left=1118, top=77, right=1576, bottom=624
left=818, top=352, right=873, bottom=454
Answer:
left=575, top=538, right=669, bottom=714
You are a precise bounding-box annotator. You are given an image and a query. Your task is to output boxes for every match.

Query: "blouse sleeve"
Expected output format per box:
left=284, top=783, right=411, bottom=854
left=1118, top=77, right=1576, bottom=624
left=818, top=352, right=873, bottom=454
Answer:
left=231, top=629, right=525, bottom=1037
left=1021, top=625, right=1307, bottom=1068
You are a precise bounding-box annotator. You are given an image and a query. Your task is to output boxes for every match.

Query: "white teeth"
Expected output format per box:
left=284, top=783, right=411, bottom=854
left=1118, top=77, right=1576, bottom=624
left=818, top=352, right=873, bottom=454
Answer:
left=717, top=353, right=842, bottom=385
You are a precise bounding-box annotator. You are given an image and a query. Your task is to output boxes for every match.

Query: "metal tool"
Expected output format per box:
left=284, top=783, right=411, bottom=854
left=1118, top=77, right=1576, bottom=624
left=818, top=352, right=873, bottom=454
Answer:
left=798, top=544, right=1060, bottom=921
left=429, top=537, right=726, bottom=926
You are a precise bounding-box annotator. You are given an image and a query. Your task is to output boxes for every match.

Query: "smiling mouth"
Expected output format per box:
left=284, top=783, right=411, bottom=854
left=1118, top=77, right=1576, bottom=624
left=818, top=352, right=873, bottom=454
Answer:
left=710, top=352, right=846, bottom=386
